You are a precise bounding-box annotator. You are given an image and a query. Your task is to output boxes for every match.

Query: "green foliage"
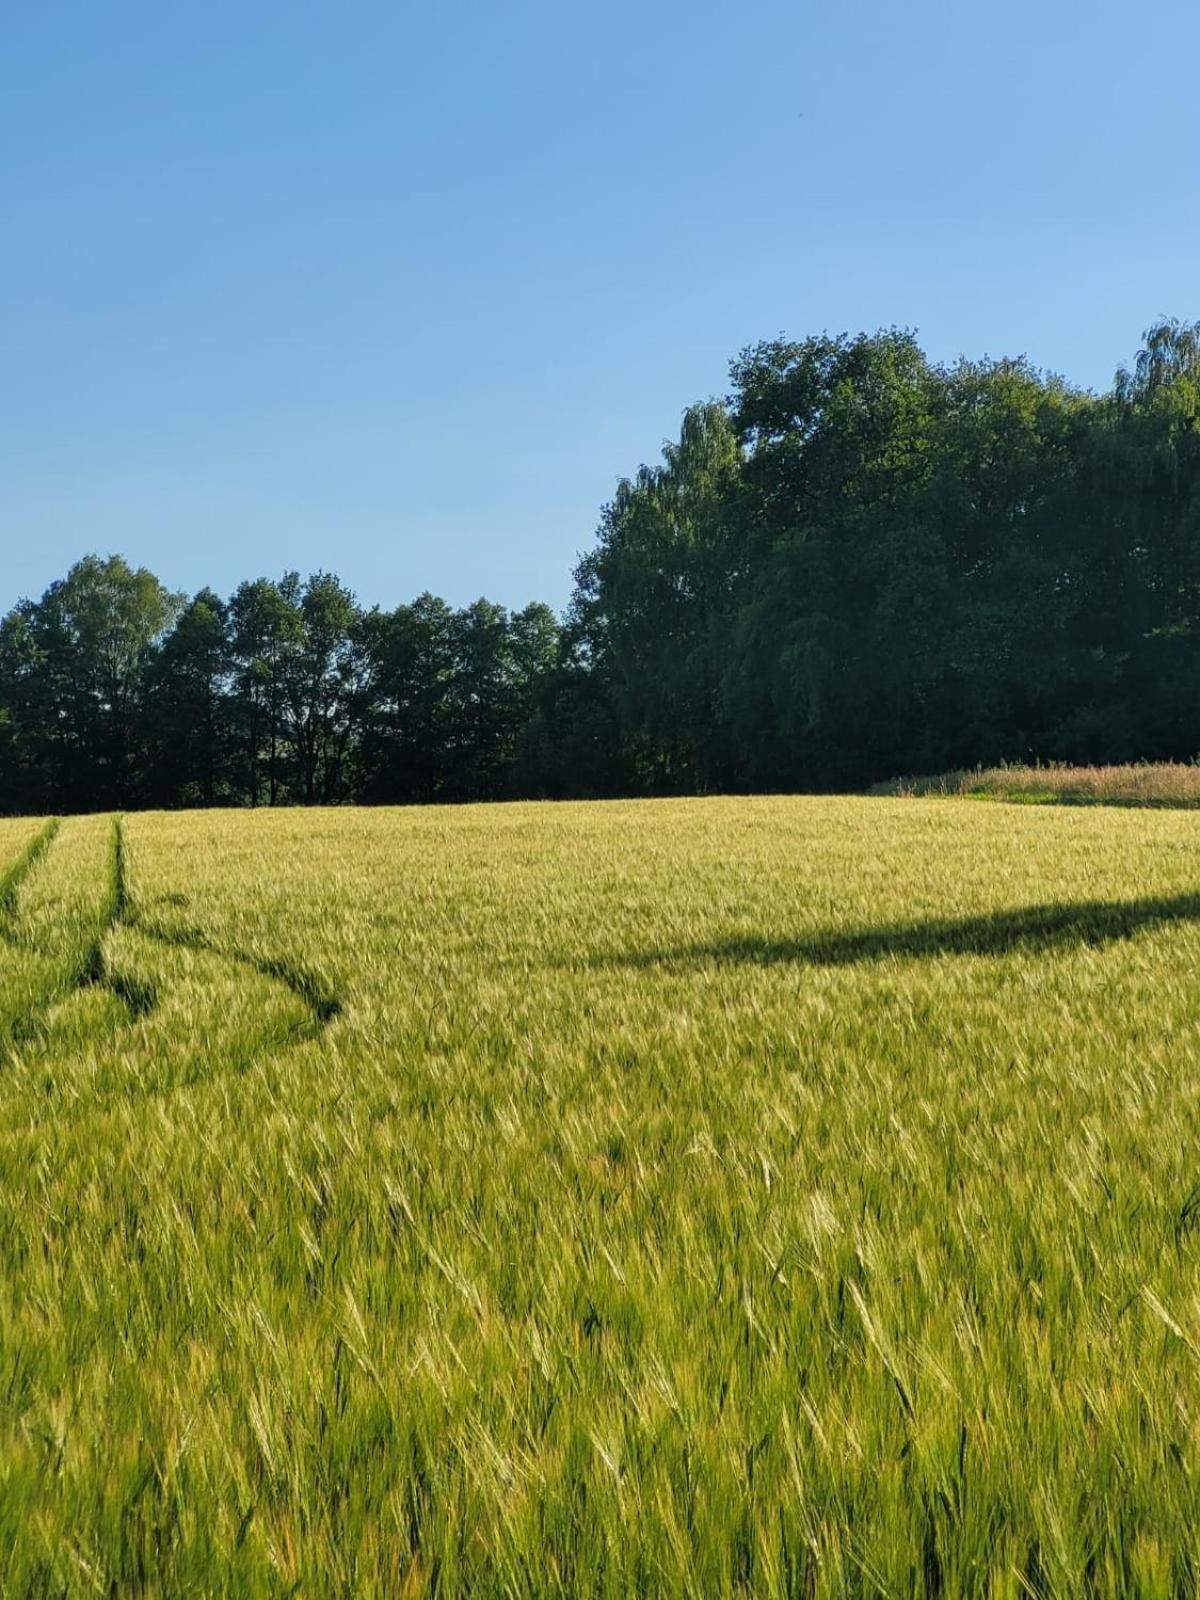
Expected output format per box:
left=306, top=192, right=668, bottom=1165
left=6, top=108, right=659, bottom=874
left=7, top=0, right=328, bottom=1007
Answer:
left=0, top=572, right=570, bottom=812
left=3, top=318, right=1200, bottom=812
left=575, top=402, right=741, bottom=790
left=579, top=319, right=1200, bottom=790
left=0, top=555, right=181, bottom=809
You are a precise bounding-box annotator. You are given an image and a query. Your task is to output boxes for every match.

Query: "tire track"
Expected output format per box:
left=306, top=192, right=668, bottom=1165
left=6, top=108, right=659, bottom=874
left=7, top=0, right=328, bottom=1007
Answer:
left=118, top=817, right=343, bottom=1030
left=1, top=817, right=343, bottom=1079
left=0, top=817, right=143, bottom=1056
left=0, top=819, right=61, bottom=938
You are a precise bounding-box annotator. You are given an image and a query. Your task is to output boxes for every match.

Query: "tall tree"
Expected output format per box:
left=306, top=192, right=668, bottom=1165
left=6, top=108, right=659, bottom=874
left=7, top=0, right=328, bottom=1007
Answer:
left=230, top=576, right=303, bottom=806
left=0, top=555, right=180, bottom=810
left=446, top=599, right=516, bottom=801
left=285, top=572, right=364, bottom=804
left=359, top=594, right=458, bottom=804
left=144, top=588, right=233, bottom=806
left=575, top=402, right=742, bottom=791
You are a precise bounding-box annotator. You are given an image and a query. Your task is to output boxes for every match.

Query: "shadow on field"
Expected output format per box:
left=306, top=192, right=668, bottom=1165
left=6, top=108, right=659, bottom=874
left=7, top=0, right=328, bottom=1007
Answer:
left=614, top=892, right=1200, bottom=969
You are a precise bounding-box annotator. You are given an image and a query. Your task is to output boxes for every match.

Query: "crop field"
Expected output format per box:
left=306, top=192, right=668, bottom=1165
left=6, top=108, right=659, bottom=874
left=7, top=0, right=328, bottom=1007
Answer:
left=5, top=798, right=1200, bottom=1596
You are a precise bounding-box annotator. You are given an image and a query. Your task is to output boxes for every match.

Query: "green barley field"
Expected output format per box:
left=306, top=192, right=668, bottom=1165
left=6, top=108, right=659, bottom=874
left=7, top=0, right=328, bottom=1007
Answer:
left=5, top=797, right=1200, bottom=1597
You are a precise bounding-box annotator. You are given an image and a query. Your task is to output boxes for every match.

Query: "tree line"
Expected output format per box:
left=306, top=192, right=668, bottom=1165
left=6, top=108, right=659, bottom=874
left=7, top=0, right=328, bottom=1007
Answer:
left=3, top=317, right=1200, bottom=813
left=0, top=569, right=612, bottom=812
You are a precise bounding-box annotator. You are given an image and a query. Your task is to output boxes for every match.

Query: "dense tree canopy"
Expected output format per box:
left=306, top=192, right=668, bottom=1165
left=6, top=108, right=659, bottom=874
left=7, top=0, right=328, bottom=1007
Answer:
left=579, top=318, right=1200, bottom=793
left=3, top=319, right=1200, bottom=812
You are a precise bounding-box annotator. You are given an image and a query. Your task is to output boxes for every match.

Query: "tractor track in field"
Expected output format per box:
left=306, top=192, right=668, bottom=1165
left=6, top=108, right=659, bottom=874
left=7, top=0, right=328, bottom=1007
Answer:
left=0, top=815, right=343, bottom=1072
left=116, top=817, right=343, bottom=1029
left=0, top=818, right=61, bottom=936
left=0, top=817, right=152, bottom=1049
left=128, top=906, right=343, bottom=1026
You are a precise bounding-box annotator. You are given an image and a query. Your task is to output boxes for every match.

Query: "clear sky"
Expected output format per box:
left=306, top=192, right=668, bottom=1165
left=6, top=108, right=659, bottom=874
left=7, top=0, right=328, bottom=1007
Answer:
left=3, top=0, right=1198, bottom=615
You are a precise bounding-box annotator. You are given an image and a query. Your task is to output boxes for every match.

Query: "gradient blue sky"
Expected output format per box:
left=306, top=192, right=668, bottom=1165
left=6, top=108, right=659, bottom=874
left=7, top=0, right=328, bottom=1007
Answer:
left=4, top=0, right=1198, bottom=614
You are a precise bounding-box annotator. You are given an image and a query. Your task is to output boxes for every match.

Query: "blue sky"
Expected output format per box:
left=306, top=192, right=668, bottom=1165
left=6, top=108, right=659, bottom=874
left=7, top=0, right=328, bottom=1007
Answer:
left=3, top=0, right=1198, bottom=614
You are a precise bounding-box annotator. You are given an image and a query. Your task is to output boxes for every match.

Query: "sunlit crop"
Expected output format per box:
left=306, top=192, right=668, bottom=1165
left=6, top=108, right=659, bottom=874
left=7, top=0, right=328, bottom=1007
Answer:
left=874, top=761, right=1200, bottom=808
left=4, top=797, right=1200, bottom=1596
